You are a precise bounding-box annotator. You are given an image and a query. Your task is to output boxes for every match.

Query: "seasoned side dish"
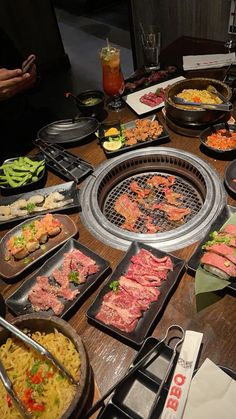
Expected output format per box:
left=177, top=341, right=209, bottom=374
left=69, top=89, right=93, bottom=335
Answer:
left=5, top=214, right=62, bottom=261
left=103, top=119, right=164, bottom=151
left=0, top=330, right=80, bottom=418
left=0, top=192, right=74, bottom=222
left=205, top=129, right=236, bottom=151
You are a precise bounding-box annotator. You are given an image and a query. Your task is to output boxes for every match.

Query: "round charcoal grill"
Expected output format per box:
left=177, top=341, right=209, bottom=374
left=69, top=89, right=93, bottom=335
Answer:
left=80, top=147, right=226, bottom=251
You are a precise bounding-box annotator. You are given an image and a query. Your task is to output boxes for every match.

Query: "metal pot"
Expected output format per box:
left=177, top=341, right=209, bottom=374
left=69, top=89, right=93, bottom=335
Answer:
left=165, top=78, right=232, bottom=126
left=0, top=313, right=91, bottom=418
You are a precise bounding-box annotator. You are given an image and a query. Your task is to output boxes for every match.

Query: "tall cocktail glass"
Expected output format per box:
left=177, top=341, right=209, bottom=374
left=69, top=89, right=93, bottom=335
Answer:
left=100, top=46, right=125, bottom=111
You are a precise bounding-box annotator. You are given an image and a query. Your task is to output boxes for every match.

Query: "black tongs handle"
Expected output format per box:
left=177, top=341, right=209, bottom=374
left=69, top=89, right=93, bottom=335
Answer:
left=85, top=325, right=184, bottom=419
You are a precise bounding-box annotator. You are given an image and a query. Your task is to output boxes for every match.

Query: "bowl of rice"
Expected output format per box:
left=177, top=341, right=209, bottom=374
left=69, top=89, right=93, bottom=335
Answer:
left=165, top=78, right=232, bottom=126
left=0, top=313, right=91, bottom=418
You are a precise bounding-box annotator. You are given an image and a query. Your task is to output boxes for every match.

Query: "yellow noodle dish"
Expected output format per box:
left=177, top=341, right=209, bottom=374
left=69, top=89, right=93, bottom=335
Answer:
left=176, top=89, right=222, bottom=104
left=0, top=330, right=81, bottom=418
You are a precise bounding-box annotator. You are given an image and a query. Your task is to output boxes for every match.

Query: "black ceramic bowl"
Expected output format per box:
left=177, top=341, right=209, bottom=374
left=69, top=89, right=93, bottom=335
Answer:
left=0, top=153, right=46, bottom=196
left=165, top=78, right=232, bottom=127
left=199, top=123, right=236, bottom=154
left=76, top=90, right=105, bottom=119
left=0, top=313, right=91, bottom=418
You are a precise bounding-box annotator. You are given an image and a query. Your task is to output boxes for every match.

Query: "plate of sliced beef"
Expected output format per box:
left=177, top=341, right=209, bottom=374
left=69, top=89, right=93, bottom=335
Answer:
left=6, top=238, right=110, bottom=318
left=86, top=242, right=185, bottom=347
left=187, top=205, right=236, bottom=291
left=122, top=76, right=185, bottom=116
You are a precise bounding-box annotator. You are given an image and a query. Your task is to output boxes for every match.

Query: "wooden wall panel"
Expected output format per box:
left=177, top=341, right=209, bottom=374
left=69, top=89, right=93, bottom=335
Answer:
left=130, top=0, right=232, bottom=68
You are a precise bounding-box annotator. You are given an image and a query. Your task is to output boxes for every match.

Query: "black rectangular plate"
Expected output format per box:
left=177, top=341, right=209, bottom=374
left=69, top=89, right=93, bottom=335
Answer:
left=45, top=149, right=93, bottom=183
left=99, top=116, right=169, bottom=158
left=0, top=181, right=80, bottom=228
left=6, top=238, right=110, bottom=318
left=87, top=242, right=185, bottom=347
left=187, top=205, right=236, bottom=291
left=98, top=336, right=177, bottom=419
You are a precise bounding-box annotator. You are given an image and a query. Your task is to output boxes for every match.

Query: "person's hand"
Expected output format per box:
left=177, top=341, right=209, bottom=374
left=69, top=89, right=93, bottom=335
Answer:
left=0, top=60, right=37, bottom=101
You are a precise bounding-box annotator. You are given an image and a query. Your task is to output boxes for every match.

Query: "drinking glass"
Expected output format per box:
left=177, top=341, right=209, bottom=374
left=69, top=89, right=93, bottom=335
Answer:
left=100, top=46, right=125, bottom=111
left=141, top=30, right=161, bottom=72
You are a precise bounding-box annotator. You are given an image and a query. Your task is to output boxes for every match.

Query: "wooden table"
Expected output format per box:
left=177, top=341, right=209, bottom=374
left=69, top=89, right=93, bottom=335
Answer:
left=1, top=90, right=236, bottom=415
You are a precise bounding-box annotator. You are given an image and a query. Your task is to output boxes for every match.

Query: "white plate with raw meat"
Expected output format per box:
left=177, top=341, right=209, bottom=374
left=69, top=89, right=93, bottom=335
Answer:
left=87, top=242, right=185, bottom=347
left=122, top=76, right=185, bottom=116
left=6, top=238, right=110, bottom=317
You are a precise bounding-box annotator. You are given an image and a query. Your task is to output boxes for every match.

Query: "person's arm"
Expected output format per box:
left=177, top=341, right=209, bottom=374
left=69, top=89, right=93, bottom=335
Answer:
left=0, top=67, right=33, bottom=100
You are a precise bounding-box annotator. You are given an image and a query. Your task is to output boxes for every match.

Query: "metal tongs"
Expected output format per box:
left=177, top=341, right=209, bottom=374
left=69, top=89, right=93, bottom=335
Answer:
left=173, top=84, right=232, bottom=111
left=173, top=96, right=232, bottom=111
left=85, top=324, right=184, bottom=419
left=34, top=138, right=93, bottom=183
left=0, top=317, right=78, bottom=418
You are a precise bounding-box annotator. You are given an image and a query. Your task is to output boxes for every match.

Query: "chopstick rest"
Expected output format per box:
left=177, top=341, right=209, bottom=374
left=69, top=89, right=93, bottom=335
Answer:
left=160, top=330, right=203, bottom=419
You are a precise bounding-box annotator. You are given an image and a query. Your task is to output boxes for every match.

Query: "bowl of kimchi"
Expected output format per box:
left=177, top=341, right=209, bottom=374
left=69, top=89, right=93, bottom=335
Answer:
left=199, top=123, right=236, bottom=154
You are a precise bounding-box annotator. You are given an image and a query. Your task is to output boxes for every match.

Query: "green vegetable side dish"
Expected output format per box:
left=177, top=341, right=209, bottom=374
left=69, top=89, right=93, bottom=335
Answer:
left=0, top=156, right=45, bottom=188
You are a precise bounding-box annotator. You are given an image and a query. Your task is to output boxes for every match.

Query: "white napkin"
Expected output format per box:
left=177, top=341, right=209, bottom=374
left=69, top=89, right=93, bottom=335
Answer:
left=183, top=53, right=236, bottom=70
left=182, top=358, right=236, bottom=419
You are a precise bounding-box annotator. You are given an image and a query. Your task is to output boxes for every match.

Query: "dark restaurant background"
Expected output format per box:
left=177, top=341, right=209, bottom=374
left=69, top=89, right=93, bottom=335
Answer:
left=0, top=0, right=234, bottom=118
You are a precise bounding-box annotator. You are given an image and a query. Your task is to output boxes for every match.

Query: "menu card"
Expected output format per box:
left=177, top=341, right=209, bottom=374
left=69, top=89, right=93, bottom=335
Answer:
left=183, top=53, right=236, bottom=70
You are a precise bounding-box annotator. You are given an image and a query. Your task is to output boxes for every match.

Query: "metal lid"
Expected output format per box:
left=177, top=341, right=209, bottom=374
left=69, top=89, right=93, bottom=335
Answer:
left=37, top=117, right=99, bottom=144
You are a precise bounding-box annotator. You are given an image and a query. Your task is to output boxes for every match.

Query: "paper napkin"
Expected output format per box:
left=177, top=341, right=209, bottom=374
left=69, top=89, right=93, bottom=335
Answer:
left=182, top=358, right=236, bottom=419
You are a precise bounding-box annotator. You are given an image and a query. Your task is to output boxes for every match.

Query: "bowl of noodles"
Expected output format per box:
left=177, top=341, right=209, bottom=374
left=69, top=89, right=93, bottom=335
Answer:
left=165, top=77, right=232, bottom=127
left=0, top=314, right=91, bottom=418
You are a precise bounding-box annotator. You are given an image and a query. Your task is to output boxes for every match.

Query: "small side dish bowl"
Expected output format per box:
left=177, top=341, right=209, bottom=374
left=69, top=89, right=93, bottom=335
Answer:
left=76, top=90, right=105, bottom=119
left=0, top=313, right=91, bottom=418
left=199, top=123, right=236, bottom=154
left=0, top=153, right=46, bottom=195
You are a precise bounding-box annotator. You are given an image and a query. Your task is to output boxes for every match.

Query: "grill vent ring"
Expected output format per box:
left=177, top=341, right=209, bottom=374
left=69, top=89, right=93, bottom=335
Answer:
left=80, top=147, right=226, bottom=251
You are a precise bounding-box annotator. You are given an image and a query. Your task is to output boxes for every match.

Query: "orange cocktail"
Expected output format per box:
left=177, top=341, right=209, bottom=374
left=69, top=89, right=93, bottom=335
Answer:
left=100, top=46, right=125, bottom=110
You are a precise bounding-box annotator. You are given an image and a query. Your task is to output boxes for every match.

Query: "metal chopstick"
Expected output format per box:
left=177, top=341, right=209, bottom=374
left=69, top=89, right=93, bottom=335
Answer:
left=0, top=359, right=32, bottom=418
left=0, top=317, right=78, bottom=386
left=35, top=140, right=79, bottom=183
left=85, top=325, right=184, bottom=418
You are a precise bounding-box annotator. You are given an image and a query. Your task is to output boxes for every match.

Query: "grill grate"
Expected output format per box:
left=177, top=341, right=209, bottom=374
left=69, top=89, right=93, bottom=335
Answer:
left=103, top=172, right=203, bottom=234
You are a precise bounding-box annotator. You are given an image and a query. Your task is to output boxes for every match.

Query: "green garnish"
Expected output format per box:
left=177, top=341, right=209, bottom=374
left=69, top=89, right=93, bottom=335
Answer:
left=202, top=231, right=231, bottom=249
left=23, top=257, right=31, bottom=265
left=56, top=373, right=64, bottom=381
left=31, top=362, right=40, bottom=375
left=109, top=280, right=120, bottom=293
left=68, top=270, right=80, bottom=283
left=40, top=244, right=46, bottom=251
left=26, top=202, right=36, bottom=213
left=13, top=235, right=25, bottom=247
left=54, top=397, right=60, bottom=406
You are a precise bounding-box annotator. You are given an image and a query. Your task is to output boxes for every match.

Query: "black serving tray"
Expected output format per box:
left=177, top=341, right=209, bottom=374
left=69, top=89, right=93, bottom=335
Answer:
left=99, top=116, right=169, bottom=158
left=38, top=142, right=94, bottom=183
left=98, top=336, right=179, bottom=419
left=187, top=205, right=236, bottom=292
left=0, top=181, right=80, bottom=228
left=87, top=242, right=185, bottom=347
left=6, top=238, right=110, bottom=318
left=224, top=158, right=236, bottom=195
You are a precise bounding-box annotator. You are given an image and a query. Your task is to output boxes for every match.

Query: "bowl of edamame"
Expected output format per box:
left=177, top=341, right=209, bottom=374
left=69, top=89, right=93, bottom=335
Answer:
left=0, top=153, right=46, bottom=195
